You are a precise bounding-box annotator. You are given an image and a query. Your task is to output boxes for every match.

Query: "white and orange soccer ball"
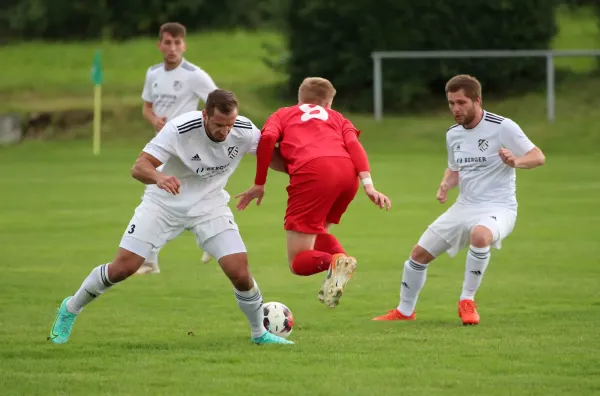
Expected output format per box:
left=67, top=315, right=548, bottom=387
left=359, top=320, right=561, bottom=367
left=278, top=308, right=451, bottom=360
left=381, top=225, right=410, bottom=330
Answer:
left=262, top=302, right=294, bottom=339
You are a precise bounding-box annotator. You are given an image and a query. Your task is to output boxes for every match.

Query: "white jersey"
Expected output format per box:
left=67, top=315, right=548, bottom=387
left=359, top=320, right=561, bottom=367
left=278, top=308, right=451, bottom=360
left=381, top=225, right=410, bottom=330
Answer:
left=141, top=111, right=261, bottom=216
left=446, top=111, right=536, bottom=210
left=141, top=59, right=217, bottom=121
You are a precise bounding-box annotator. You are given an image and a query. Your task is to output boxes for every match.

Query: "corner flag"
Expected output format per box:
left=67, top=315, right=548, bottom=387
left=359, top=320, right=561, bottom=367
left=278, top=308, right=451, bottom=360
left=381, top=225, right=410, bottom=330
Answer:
left=91, top=49, right=103, bottom=155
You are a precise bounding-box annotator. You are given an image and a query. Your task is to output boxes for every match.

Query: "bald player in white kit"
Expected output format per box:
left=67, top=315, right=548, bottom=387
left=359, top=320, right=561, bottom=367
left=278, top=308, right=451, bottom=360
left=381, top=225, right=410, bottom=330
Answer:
left=139, top=22, right=217, bottom=274
left=48, top=89, right=293, bottom=346
left=373, top=74, right=546, bottom=325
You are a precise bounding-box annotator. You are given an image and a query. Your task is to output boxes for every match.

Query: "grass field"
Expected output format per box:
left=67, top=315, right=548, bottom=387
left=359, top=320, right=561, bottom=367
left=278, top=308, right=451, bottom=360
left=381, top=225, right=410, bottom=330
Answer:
left=1, top=141, right=599, bottom=396
left=1, top=5, right=600, bottom=396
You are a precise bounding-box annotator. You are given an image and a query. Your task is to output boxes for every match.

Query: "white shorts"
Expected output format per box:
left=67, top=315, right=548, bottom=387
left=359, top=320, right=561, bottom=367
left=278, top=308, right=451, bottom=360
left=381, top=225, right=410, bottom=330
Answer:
left=417, top=204, right=517, bottom=258
left=119, top=200, right=246, bottom=261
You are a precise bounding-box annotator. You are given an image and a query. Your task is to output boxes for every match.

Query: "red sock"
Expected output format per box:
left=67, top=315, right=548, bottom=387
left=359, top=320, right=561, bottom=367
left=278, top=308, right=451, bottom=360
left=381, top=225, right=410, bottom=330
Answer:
left=314, top=234, right=346, bottom=255
left=292, top=250, right=332, bottom=276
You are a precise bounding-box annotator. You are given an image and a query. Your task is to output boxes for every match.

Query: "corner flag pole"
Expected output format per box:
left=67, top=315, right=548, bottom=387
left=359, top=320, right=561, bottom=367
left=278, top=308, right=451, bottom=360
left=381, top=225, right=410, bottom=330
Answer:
left=91, top=49, right=104, bottom=156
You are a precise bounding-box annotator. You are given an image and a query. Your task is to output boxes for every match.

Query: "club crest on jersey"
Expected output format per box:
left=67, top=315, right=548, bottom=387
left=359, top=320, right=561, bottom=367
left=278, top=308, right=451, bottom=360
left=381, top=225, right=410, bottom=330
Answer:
left=173, top=80, right=182, bottom=91
left=478, top=139, right=489, bottom=152
left=227, top=145, right=239, bottom=159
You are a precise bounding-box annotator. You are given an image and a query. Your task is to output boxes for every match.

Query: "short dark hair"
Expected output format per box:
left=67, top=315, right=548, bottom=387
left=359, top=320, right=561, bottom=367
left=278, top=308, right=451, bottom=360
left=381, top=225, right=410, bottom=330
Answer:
left=445, top=74, right=482, bottom=101
left=159, top=22, right=186, bottom=41
left=205, top=89, right=239, bottom=116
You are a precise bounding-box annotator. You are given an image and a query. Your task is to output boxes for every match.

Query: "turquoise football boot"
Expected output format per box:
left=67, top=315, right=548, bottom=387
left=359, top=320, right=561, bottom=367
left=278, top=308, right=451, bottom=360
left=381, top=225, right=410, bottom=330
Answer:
left=49, top=297, right=77, bottom=344
left=251, top=332, right=294, bottom=345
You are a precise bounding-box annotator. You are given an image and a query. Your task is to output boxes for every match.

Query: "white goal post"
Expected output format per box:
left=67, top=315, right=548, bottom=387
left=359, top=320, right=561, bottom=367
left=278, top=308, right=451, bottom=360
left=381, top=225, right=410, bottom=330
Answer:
left=371, top=49, right=600, bottom=123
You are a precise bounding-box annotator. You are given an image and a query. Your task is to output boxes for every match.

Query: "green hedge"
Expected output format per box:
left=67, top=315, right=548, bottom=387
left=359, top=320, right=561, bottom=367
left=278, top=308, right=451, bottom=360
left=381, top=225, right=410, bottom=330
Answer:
left=0, top=0, right=288, bottom=41
left=285, top=0, right=559, bottom=112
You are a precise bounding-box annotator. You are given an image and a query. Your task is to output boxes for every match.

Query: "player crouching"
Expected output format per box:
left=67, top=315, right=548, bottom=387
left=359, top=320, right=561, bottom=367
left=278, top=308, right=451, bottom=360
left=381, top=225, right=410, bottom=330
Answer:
left=48, top=90, right=293, bottom=345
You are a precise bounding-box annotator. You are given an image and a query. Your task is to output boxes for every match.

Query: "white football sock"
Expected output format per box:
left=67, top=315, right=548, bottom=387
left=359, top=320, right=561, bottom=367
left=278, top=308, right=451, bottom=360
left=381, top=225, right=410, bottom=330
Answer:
left=144, top=248, right=160, bottom=266
left=234, top=279, right=265, bottom=338
left=460, top=245, right=491, bottom=301
left=398, top=258, right=428, bottom=316
left=66, top=264, right=114, bottom=314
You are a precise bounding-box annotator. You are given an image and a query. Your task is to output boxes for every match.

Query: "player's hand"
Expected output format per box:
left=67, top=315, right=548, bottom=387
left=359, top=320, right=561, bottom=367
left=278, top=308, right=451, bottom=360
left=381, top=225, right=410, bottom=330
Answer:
left=157, top=175, right=181, bottom=195
left=364, top=185, right=391, bottom=211
left=235, top=184, right=265, bottom=210
left=154, top=116, right=167, bottom=132
left=436, top=182, right=449, bottom=204
left=499, top=148, right=518, bottom=168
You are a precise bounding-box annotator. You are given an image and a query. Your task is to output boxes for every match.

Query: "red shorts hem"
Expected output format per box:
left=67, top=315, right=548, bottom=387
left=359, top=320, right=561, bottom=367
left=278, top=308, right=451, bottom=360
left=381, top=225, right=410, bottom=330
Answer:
left=284, top=220, right=327, bottom=235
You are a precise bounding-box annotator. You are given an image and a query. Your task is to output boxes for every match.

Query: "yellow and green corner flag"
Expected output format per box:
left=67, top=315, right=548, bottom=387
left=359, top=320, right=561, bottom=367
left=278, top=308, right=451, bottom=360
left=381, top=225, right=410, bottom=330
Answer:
left=91, top=49, right=103, bottom=155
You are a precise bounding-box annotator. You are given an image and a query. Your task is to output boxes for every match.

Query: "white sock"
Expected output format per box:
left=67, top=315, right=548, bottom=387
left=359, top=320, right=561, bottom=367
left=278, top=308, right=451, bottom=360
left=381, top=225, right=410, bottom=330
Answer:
left=144, top=248, right=160, bottom=266
left=398, top=258, right=428, bottom=316
left=234, top=279, right=266, bottom=338
left=66, top=264, right=114, bottom=314
left=460, top=245, right=491, bottom=301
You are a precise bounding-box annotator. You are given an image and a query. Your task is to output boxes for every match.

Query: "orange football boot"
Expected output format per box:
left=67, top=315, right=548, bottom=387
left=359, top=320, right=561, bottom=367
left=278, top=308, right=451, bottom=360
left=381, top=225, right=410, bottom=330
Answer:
left=372, top=309, right=416, bottom=321
left=458, top=299, right=480, bottom=325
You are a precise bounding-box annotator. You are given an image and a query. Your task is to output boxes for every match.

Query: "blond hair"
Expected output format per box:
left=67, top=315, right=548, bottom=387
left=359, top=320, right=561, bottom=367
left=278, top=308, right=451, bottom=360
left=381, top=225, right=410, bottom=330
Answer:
left=445, top=74, right=482, bottom=101
left=298, top=77, right=337, bottom=106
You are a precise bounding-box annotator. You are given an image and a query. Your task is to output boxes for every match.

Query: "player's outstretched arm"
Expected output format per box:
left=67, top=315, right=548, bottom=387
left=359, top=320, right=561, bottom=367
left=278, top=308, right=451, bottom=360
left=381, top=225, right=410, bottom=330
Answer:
left=234, top=133, right=277, bottom=210
left=436, top=168, right=459, bottom=204
left=499, top=147, right=545, bottom=169
left=341, top=121, right=391, bottom=210
left=358, top=171, right=392, bottom=211
left=131, top=152, right=181, bottom=194
left=254, top=130, right=279, bottom=185
left=499, top=120, right=545, bottom=169
left=236, top=114, right=283, bottom=211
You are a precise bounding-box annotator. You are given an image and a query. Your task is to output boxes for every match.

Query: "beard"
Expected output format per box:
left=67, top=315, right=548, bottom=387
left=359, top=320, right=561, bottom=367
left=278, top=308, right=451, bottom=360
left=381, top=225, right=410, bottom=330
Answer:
left=456, top=108, right=477, bottom=127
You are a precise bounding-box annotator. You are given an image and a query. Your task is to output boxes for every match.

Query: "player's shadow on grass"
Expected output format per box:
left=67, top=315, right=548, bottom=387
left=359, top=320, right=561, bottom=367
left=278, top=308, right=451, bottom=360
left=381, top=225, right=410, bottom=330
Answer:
left=96, top=334, right=292, bottom=351
left=370, top=318, right=469, bottom=331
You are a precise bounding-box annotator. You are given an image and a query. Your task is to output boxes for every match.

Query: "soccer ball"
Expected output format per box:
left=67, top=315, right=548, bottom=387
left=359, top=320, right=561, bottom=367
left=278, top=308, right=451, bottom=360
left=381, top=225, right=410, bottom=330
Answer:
left=262, top=301, right=294, bottom=339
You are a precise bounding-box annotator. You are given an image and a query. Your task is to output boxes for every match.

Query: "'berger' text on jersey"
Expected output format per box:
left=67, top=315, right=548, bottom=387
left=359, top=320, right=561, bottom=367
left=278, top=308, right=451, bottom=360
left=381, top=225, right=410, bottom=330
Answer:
left=446, top=111, right=536, bottom=210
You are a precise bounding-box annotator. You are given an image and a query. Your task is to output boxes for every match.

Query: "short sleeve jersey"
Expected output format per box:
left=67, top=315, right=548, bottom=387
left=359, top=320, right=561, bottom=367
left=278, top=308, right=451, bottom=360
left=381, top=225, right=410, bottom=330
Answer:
left=142, top=111, right=261, bottom=216
left=446, top=111, right=536, bottom=210
left=141, top=59, right=217, bottom=121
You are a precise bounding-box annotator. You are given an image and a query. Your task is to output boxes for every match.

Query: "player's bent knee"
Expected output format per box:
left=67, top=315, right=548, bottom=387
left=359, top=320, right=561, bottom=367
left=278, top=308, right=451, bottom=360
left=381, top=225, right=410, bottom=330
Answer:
left=108, top=248, right=146, bottom=282
left=286, top=230, right=317, bottom=268
left=232, top=275, right=254, bottom=291
left=416, top=228, right=452, bottom=260
left=470, top=225, right=493, bottom=248
left=410, top=245, right=435, bottom=264
left=229, top=270, right=253, bottom=291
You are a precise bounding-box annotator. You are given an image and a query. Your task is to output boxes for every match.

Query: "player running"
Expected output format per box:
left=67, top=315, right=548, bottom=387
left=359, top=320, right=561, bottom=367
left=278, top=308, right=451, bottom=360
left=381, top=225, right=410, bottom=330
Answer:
left=236, top=77, right=391, bottom=308
left=373, top=74, right=545, bottom=325
left=139, top=22, right=217, bottom=274
left=49, top=90, right=293, bottom=345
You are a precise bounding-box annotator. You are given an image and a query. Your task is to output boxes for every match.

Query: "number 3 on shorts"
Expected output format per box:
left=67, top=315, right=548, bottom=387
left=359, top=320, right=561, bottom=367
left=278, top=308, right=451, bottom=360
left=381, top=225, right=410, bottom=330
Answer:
left=299, top=103, right=329, bottom=122
left=127, top=224, right=136, bottom=234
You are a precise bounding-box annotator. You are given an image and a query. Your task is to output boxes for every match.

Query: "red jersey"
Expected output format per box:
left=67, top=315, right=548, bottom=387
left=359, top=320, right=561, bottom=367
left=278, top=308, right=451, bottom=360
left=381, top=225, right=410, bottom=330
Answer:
left=254, top=104, right=369, bottom=185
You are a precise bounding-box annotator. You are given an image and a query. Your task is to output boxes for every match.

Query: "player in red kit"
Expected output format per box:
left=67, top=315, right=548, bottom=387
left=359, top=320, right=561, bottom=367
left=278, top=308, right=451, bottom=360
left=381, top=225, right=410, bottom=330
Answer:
left=236, top=77, right=391, bottom=308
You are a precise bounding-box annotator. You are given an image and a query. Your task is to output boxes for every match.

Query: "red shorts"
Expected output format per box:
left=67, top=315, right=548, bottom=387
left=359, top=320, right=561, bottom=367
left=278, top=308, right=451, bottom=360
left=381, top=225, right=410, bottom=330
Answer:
left=284, top=157, right=359, bottom=234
